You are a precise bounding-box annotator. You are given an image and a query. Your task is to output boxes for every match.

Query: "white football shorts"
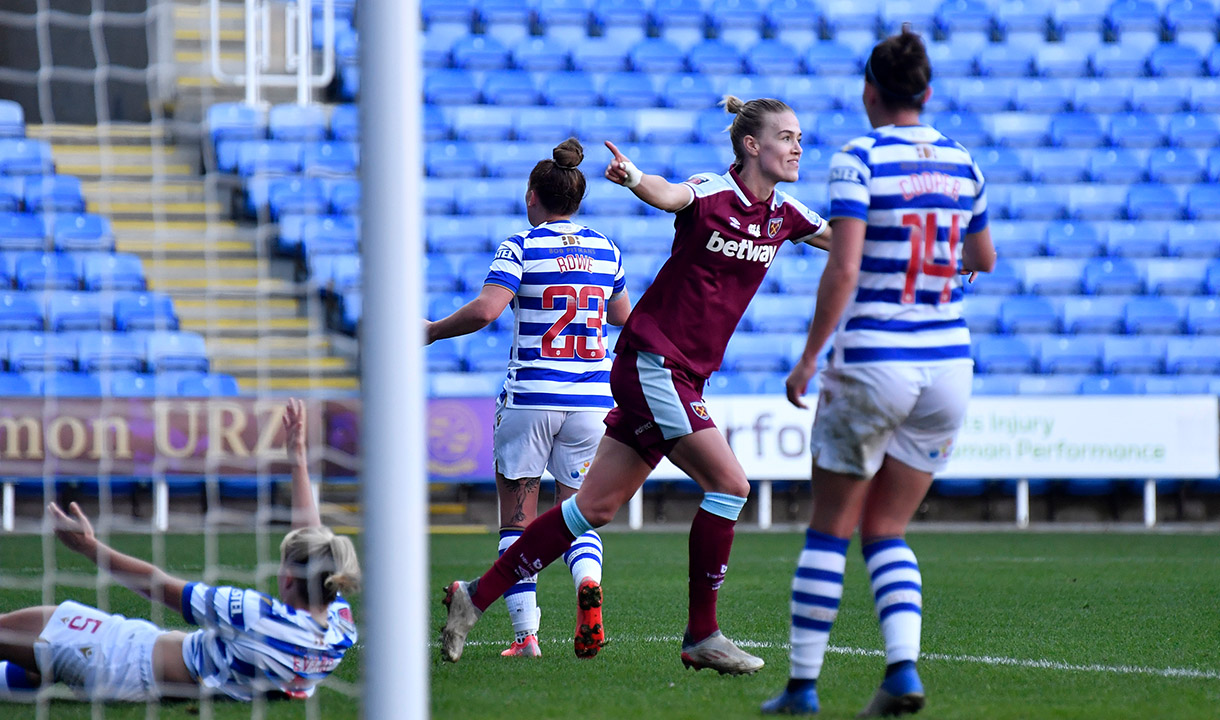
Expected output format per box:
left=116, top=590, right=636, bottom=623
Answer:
left=36, top=600, right=166, bottom=701
left=494, top=402, right=606, bottom=489
left=809, top=360, right=972, bottom=478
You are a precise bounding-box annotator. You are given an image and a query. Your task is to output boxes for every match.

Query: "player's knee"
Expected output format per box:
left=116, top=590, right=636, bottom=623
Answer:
left=579, top=498, right=618, bottom=527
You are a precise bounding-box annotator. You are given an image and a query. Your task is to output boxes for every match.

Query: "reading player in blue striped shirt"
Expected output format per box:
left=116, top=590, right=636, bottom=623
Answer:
left=763, top=27, right=996, bottom=717
left=427, top=138, right=631, bottom=659
left=0, top=399, right=359, bottom=702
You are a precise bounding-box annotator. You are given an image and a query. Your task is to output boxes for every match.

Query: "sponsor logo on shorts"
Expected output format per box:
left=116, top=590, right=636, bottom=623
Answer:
left=929, top=439, right=954, bottom=460
left=569, top=460, right=591, bottom=480
left=689, top=401, right=710, bottom=421
left=767, top=217, right=783, bottom=238
left=634, top=421, right=654, bottom=436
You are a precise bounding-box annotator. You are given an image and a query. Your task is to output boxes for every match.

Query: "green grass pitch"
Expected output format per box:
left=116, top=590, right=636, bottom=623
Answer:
left=3, top=530, right=1220, bottom=718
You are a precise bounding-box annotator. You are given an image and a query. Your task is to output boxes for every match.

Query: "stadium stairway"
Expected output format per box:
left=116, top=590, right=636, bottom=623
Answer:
left=157, top=1, right=360, bottom=392
left=28, top=123, right=355, bottom=393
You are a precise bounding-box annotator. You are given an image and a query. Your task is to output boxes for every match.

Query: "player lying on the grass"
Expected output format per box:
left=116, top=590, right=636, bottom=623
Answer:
left=761, top=26, right=995, bottom=718
left=0, top=398, right=360, bottom=702
left=427, top=138, right=631, bottom=659
left=441, top=95, right=831, bottom=676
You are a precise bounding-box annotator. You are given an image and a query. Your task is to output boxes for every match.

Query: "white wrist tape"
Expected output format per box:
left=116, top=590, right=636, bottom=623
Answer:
left=619, top=160, right=642, bottom=189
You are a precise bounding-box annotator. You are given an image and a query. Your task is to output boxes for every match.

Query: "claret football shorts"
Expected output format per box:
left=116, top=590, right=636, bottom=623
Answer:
left=603, top=346, right=717, bottom=468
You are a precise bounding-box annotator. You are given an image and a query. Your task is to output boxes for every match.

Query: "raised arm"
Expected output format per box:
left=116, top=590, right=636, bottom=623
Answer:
left=284, top=397, right=322, bottom=529
left=603, top=140, right=695, bottom=213
left=425, top=284, right=515, bottom=345
left=49, top=502, right=188, bottom=613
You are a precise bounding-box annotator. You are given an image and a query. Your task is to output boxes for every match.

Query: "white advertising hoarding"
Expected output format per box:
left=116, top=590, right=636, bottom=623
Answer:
left=648, top=395, right=1220, bottom=481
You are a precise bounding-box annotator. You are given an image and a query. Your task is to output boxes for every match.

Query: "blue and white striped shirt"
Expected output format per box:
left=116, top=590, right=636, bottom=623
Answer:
left=828, top=124, right=988, bottom=365
left=180, top=582, right=357, bottom=700
left=485, top=220, right=626, bottom=411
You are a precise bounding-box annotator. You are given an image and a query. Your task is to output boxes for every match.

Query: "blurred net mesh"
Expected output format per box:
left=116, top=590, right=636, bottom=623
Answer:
left=0, top=0, right=360, bottom=716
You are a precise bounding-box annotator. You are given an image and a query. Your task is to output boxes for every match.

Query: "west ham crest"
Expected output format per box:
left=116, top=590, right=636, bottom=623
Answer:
left=767, top=217, right=783, bottom=238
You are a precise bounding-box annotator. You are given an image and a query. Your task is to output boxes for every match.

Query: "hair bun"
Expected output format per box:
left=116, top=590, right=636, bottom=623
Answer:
left=720, top=94, right=745, bottom=115
left=553, top=137, right=584, bottom=169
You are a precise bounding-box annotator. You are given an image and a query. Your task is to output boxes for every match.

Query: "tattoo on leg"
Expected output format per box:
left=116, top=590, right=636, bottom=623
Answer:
left=500, top=476, right=540, bottom=526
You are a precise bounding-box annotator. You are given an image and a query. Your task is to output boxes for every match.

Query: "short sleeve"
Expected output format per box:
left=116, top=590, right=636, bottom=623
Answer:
left=484, top=236, right=524, bottom=293
left=966, top=161, right=988, bottom=235
left=611, top=245, right=627, bottom=298
left=181, top=583, right=266, bottom=631
left=827, top=145, right=872, bottom=221
left=783, top=196, right=829, bottom=244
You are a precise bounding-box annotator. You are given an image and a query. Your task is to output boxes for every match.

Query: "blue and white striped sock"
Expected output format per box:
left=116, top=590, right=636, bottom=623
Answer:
left=499, top=529, right=539, bottom=642
left=563, top=530, right=603, bottom=589
left=0, top=661, right=36, bottom=699
left=863, top=537, right=923, bottom=665
left=789, top=529, right=850, bottom=681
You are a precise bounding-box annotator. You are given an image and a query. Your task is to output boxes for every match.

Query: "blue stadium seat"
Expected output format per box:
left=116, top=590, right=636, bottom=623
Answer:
left=934, top=111, right=989, bottom=147
left=425, top=142, right=481, bottom=179
left=0, top=291, right=43, bottom=330
left=995, top=0, right=1053, bottom=38
left=1147, top=148, right=1203, bottom=183
left=629, top=38, right=687, bottom=74
left=302, top=141, right=359, bottom=178
left=23, top=175, right=84, bottom=214
left=1127, top=184, right=1182, bottom=221
left=1045, top=221, right=1102, bottom=257
left=1062, top=296, right=1125, bottom=333
left=78, top=332, right=144, bottom=372
left=704, top=372, right=757, bottom=395
left=1166, top=337, right=1220, bottom=373
left=326, top=177, right=361, bottom=216
left=423, top=33, right=455, bottom=70
left=962, top=295, right=1003, bottom=333
left=1105, top=221, right=1165, bottom=257
left=1208, top=260, right=1220, bottom=294
left=1091, top=44, right=1148, bottom=78
left=773, top=255, right=826, bottom=295
left=1124, top=296, right=1181, bottom=333
left=425, top=255, right=459, bottom=293
left=16, top=252, right=78, bottom=290
left=47, top=292, right=109, bottom=331
left=513, top=37, right=569, bottom=73
left=570, top=38, right=630, bottom=73
left=1169, top=113, right=1220, bottom=148
left=1145, top=259, right=1205, bottom=296
left=484, top=71, right=542, bottom=108
left=1079, top=376, right=1143, bottom=395
left=1208, top=45, right=1220, bottom=75
left=261, top=176, right=327, bottom=220
left=1083, top=257, right=1143, bottom=294
left=1048, top=114, right=1104, bottom=148
left=179, top=374, right=241, bottom=397
left=1053, top=0, right=1108, bottom=33
left=1022, top=257, right=1084, bottom=294
left=975, top=335, right=1036, bottom=373
left=52, top=214, right=114, bottom=253
left=986, top=223, right=1042, bottom=258
left=1187, top=185, right=1220, bottom=220
left=1072, top=79, right=1129, bottom=114
left=978, top=44, right=1033, bottom=77
left=744, top=40, right=802, bottom=76
left=513, top=107, right=576, bottom=143
left=1131, top=78, right=1191, bottom=113
left=35, top=372, right=102, bottom=397
left=1035, top=45, right=1090, bottom=78
left=1107, top=112, right=1165, bottom=148
left=1038, top=336, right=1101, bottom=374
left=592, top=0, right=649, bottom=47
left=1185, top=297, right=1220, bottom=334
left=685, top=39, right=742, bottom=75
left=951, top=78, right=1015, bottom=113
left=1017, top=375, right=1086, bottom=394
left=81, top=252, right=145, bottom=292
left=235, top=140, right=301, bottom=176
left=268, top=104, right=327, bottom=143
left=972, top=374, right=1020, bottom=395
left=0, top=177, right=22, bottom=212
left=635, top=111, right=696, bottom=144
left=1190, top=79, right=1220, bottom=113
left=299, top=215, right=360, bottom=257
left=424, top=69, right=481, bottom=105
left=0, top=139, right=52, bottom=176
left=1087, top=148, right=1144, bottom=184
left=106, top=371, right=159, bottom=397
left=0, top=212, right=47, bottom=252
left=745, top=294, right=813, bottom=334
left=449, top=107, right=512, bottom=142
left=205, top=103, right=265, bottom=147
left=670, top=144, right=734, bottom=180
left=805, top=41, right=863, bottom=76
left=651, top=0, right=708, bottom=50
left=708, top=0, right=767, bottom=52
left=424, top=179, right=456, bottom=215
left=329, top=104, right=358, bottom=142
left=968, top=260, right=1022, bottom=295
left=1007, top=184, right=1067, bottom=220
left=999, top=296, right=1059, bottom=333
left=816, top=112, right=871, bottom=147
left=575, top=110, right=634, bottom=145
left=1014, top=78, right=1073, bottom=112
left=924, top=43, right=978, bottom=78
left=1168, top=222, right=1220, bottom=257
left=8, top=332, right=76, bottom=372
left=146, top=331, right=209, bottom=373
left=1031, top=149, right=1089, bottom=183
left=0, top=99, right=24, bottom=138
left=605, top=73, right=661, bottom=108
left=455, top=179, right=522, bottom=215
left=1108, top=0, right=1160, bottom=31
left=988, top=113, right=1050, bottom=147
left=974, top=147, right=1026, bottom=183
left=767, top=0, right=822, bottom=48
left=427, top=217, right=493, bottom=254
left=582, top=182, right=642, bottom=216
left=723, top=333, right=797, bottom=373
left=1069, top=184, right=1128, bottom=220
left=114, top=292, right=179, bottom=332
left=463, top=332, right=512, bottom=373
left=0, top=372, right=34, bottom=396
left=1102, top=336, right=1165, bottom=373
left=614, top=216, right=676, bottom=254
left=1149, top=44, right=1204, bottom=77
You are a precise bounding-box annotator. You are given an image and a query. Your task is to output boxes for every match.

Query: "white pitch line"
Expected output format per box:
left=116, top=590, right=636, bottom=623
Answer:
left=443, top=634, right=1220, bottom=681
